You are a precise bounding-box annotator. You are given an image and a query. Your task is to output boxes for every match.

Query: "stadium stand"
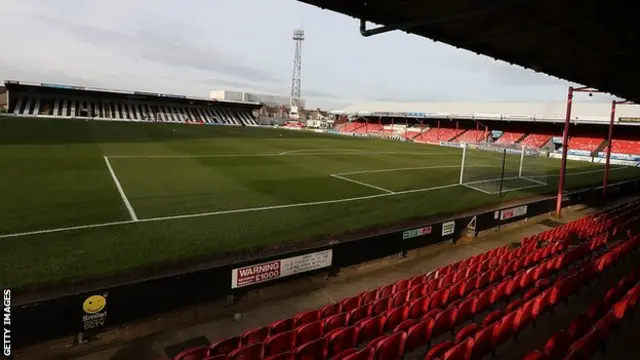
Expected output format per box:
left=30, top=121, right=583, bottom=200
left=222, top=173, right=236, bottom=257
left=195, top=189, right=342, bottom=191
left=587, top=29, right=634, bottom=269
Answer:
left=520, top=133, right=557, bottom=149
left=5, top=82, right=260, bottom=127
left=160, top=199, right=640, bottom=360
left=495, top=131, right=526, bottom=145
left=354, top=124, right=384, bottom=134
left=414, top=127, right=465, bottom=144
left=566, top=135, right=604, bottom=153
left=452, top=130, right=488, bottom=144
left=611, top=138, right=640, bottom=156
left=338, top=122, right=366, bottom=133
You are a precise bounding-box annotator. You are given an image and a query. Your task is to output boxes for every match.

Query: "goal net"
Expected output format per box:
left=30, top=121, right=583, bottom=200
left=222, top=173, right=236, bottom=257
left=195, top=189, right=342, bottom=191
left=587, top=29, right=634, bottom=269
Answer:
left=459, top=143, right=548, bottom=195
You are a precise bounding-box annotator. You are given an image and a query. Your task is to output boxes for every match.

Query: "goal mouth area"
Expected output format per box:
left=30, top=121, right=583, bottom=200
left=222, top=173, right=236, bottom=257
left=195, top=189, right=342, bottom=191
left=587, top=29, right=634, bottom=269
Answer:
left=461, top=175, right=547, bottom=195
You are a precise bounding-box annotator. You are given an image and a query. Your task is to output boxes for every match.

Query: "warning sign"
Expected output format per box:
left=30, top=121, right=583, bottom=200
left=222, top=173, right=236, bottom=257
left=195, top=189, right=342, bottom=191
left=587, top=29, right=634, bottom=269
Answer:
left=231, top=250, right=333, bottom=289
left=442, top=221, right=455, bottom=236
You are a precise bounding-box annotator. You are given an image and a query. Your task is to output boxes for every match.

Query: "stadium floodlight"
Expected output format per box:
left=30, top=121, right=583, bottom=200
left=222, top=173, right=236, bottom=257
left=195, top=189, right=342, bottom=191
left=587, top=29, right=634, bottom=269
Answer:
left=459, top=143, right=548, bottom=197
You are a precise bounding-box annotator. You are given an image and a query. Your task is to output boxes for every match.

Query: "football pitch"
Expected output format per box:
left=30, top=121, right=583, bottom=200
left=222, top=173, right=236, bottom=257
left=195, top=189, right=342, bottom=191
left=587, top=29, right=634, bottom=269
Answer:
left=1, top=117, right=639, bottom=289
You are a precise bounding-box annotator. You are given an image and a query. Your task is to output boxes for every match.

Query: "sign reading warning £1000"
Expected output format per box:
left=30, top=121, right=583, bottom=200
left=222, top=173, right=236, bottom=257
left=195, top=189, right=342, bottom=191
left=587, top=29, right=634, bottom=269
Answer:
left=231, top=250, right=333, bottom=289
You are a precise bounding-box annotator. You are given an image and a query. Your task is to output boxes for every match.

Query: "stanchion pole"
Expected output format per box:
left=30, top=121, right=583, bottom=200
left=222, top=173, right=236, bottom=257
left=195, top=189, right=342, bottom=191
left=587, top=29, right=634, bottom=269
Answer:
left=556, top=86, right=574, bottom=217
left=603, top=101, right=616, bottom=199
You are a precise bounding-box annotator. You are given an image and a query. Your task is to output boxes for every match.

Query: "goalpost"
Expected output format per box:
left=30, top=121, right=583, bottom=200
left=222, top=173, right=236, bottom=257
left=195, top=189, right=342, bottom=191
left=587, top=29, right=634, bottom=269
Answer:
left=459, top=143, right=548, bottom=196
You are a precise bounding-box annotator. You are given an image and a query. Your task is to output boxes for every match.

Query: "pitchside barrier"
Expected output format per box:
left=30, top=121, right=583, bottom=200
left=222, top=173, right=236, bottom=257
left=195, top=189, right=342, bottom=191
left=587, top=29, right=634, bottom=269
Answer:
left=10, top=179, right=640, bottom=348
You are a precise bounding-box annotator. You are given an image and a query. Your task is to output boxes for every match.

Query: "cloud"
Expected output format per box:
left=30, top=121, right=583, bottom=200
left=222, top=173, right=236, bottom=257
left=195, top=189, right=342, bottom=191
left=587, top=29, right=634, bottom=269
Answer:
left=0, top=0, right=590, bottom=110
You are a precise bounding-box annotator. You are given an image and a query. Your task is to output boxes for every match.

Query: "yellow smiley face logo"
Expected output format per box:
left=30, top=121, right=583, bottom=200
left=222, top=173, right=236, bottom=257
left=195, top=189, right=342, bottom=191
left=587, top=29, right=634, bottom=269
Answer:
left=83, top=295, right=106, bottom=314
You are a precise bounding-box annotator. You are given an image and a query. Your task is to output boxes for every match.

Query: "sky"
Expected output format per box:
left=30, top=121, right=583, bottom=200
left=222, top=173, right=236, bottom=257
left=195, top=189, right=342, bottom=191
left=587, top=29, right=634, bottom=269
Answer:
left=0, top=0, right=619, bottom=109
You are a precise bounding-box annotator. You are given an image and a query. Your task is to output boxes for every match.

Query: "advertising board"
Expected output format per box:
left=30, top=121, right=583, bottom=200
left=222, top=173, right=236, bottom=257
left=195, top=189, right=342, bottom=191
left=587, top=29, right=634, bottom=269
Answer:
left=499, top=205, right=528, bottom=221
left=231, top=250, right=333, bottom=289
left=402, top=226, right=432, bottom=240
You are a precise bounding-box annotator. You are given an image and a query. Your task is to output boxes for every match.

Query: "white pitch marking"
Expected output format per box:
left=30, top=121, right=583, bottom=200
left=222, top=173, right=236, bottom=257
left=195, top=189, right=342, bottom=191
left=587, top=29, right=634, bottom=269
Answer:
left=335, top=164, right=497, bottom=177
left=104, top=156, right=138, bottom=221
left=0, top=182, right=462, bottom=239
left=0, top=161, right=635, bottom=240
left=278, top=148, right=369, bottom=156
left=107, top=151, right=461, bottom=159
left=330, top=174, right=395, bottom=194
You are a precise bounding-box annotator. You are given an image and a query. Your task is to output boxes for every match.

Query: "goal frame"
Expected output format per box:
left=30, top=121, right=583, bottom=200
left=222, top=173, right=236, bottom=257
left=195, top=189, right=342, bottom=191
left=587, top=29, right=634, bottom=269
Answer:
left=458, top=143, right=547, bottom=196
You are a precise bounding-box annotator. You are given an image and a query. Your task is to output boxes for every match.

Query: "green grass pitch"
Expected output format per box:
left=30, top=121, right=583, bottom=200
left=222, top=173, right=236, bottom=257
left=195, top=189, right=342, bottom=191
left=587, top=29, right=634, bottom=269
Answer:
left=1, top=116, right=638, bottom=289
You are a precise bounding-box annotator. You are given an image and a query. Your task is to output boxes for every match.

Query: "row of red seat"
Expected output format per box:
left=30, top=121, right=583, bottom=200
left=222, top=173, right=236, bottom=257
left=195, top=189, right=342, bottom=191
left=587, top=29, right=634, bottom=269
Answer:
left=165, top=201, right=639, bottom=360
left=525, top=238, right=640, bottom=359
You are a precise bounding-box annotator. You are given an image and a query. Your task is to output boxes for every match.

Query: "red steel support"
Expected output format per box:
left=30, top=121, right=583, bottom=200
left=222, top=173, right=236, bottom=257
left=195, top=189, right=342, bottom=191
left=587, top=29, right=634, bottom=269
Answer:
left=556, top=86, right=574, bottom=217
left=603, top=101, right=616, bottom=199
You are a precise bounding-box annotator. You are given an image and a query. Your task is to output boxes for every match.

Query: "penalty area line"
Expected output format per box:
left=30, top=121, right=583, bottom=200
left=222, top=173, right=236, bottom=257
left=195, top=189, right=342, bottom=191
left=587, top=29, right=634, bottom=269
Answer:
left=104, top=156, right=138, bottom=221
left=330, top=174, right=395, bottom=194
left=0, top=183, right=462, bottom=240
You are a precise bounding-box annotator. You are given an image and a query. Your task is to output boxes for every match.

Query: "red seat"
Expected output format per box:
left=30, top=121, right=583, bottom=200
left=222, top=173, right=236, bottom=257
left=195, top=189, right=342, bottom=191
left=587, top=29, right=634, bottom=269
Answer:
left=515, top=300, right=534, bottom=332
left=321, top=303, right=342, bottom=318
left=424, top=341, right=453, bottom=360
left=443, top=338, right=473, bottom=360
left=327, top=326, right=358, bottom=357
left=409, top=296, right=431, bottom=319
left=455, top=323, right=480, bottom=343
left=332, top=349, right=357, bottom=360
left=374, top=331, right=407, bottom=360
left=432, top=307, right=456, bottom=337
left=471, top=324, right=495, bottom=360
left=229, top=343, right=263, bottom=360
left=448, top=281, right=466, bottom=302
left=543, top=330, right=571, bottom=360
left=565, top=329, right=598, bottom=360
left=341, top=347, right=374, bottom=360
left=481, top=309, right=503, bottom=327
left=208, top=337, right=241, bottom=356
left=241, top=327, right=269, bottom=346
left=379, top=284, right=395, bottom=299
left=392, top=290, right=410, bottom=308
left=203, top=355, right=228, bottom=360
left=394, top=279, right=410, bottom=293
left=264, top=331, right=296, bottom=357
left=361, top=290, right=379, bottom=306
left=455, top=297, right=476, bottom=326
left=385, top=306, right=409, bottom=331
left=406, top=320, right=434, bottom=352
left=390, top=315, right=416, bottom=332
left=567, top=313, right=592, bottom=339
left=371, top=296, right=392, bottom=316
left=295, top=310, right=322, bottom=328
left=492, top=311, right=517, bottom=348
left=473, top=289, right=493, bottom=314
left=349, top=305, right=372, bottom=325
left=175, top=346, right=208, bottom=360
left=294, top=338, right=328, bottom=360
left=422, top=308, right=442, bottom=322
left=410, top=283, right=429, bottom=300
left=357, top=315, right=386, bottom=344
left=430, top=288, right=449, bottom=309
left=264, top=352, right=294, bottom=360
left=270, top=319, right=294, bottom=335
left=341, top=296, right=362, bottom=312
left=295, top=320, right=324, bottom=346
left=324, top=312, right=350, bottom=333
left=523, top=350, right=548, bottom=360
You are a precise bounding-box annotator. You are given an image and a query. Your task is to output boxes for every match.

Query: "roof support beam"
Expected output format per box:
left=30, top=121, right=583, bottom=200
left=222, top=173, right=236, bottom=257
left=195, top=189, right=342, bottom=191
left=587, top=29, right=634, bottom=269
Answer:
left=359, top=0, right=536, bottom=37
